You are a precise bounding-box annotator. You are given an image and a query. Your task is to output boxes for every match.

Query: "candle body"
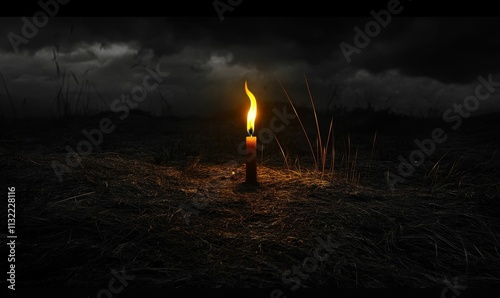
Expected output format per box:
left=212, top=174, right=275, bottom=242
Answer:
left=245, top=136, right=257, bottom=183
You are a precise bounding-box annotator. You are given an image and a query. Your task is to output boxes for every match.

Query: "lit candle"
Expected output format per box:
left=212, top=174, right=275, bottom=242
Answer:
left=245, top=80, right=257, bottom=184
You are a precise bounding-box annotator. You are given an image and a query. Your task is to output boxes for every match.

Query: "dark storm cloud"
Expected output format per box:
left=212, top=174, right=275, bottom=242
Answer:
left=2, top=16, right=500, bottom=118
left=2, top=16, right=500, bottom=84
left=166, top=17, right=500, bottom=84
left=0, top=17, right=181, bottom=58
left=348, top=17, right=500, bottom=84
left=1, top=17, right=352, bottom=68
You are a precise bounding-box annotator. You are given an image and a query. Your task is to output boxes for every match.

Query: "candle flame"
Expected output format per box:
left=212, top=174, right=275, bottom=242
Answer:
left=245, top=80, right=257, bottom=136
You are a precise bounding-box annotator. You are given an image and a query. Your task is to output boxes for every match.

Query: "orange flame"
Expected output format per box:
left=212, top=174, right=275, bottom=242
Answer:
left=245, top=80, right=257, bottom=136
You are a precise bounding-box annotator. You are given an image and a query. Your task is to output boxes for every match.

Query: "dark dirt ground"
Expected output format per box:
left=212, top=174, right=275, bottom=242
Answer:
left=1, top=108, right=500, bottom=295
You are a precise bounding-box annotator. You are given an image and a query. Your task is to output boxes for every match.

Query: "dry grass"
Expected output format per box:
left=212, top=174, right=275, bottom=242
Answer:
left=1, top=112, right=500, bottom=289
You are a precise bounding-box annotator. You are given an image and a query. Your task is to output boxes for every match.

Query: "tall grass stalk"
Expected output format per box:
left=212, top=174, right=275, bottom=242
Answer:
left=368, top=129, right=378, bottom=175
left=330, top=125, right=336, bottom=176
left=321, top=117, right=334, bottom=178
left=277, top=77, right=368, bottom=183
left=304, top=75, right=323, bottom=170
left=274, top=135, right=290, bottom=170
left=278, top=79, right=318, bottom=170
left=0, top=70, right=16, bottom=118
left=278, top=76, right=337, bottom=177
left=52, top=44, right=105, bottom=118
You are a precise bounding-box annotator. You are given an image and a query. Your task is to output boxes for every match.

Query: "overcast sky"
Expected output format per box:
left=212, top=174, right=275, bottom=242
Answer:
left=1, top=16, right=500, bottom=117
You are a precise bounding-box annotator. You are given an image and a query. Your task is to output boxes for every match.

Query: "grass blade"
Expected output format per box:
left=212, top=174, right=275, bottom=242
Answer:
left=278, top=80, right=317, bottom=169
left=304, top=75, right=322, bottom=169
left=0, top=70, right=16, bottom=118
left=274, top=135, right=290, bottom=170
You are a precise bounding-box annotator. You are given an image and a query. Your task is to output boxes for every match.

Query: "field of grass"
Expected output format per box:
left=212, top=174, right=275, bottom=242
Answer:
left=1, top=105, right=499, bottom=296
